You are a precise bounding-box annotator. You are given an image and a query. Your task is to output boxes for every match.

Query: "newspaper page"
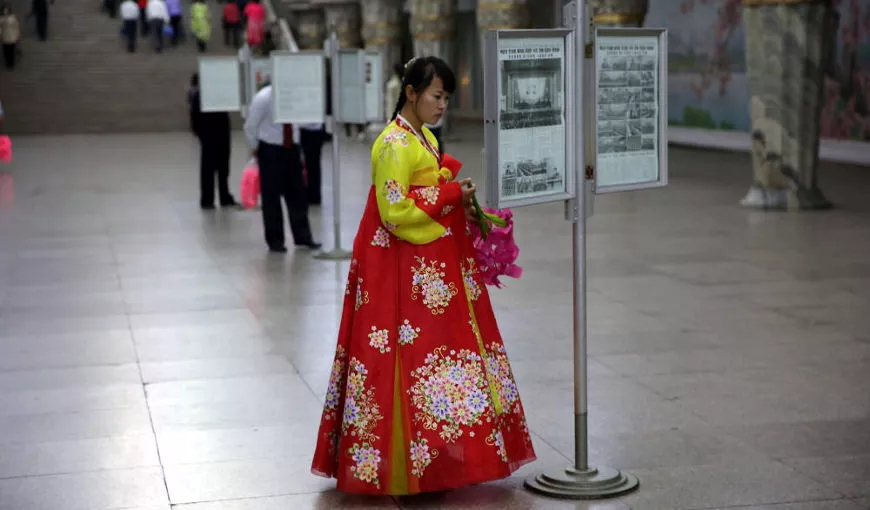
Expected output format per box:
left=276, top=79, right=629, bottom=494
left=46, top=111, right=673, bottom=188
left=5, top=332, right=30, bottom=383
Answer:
left=595, top=35, right=660, bottom=188
left=497, top=36, right=568, bottom=202
left=272, top=53, right=325, bottom=124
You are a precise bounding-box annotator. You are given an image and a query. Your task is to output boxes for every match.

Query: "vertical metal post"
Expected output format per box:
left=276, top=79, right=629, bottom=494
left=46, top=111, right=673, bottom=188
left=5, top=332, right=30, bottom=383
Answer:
left=525, top=0, right=639, bottom=498
left=572, top=0, right=589, bottom=475
left=315, top=31, right=352, bottom=261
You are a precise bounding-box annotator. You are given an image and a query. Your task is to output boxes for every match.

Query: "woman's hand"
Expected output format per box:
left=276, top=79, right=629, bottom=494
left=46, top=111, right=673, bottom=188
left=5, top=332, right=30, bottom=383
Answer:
left=459, top=178, right=476, bottom=206
left=459, top=178, right=479, bottom=224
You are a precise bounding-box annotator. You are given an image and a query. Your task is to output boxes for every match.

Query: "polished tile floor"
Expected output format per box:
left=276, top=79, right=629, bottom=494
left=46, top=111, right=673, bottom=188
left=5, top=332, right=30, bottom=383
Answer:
left=0, top=130, right=869, bottom=510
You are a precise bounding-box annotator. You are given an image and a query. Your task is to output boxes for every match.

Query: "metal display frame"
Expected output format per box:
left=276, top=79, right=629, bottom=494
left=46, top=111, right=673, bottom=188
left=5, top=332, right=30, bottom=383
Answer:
left=271, top=50, right=327, bottom=125
left=364, top=51, right=385, bottom=123
left=483, top=29, right=578, bottom=210
left=314, top=32, right=352, bottom=261
left=593, top=27, right=669, bottom=194
left=516, top=0, right=643, bottom=500
left=198, top=56, right=243, bottom=113
left=335, top=49, right=368, bottom=125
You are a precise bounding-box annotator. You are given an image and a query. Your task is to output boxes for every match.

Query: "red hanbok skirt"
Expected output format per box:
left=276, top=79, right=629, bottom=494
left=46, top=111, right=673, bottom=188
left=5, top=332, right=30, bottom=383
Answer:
left=311, top=186, right=536, bottom=495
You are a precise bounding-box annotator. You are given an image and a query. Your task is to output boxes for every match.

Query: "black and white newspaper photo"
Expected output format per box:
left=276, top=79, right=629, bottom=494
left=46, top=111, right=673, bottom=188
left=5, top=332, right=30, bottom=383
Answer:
left=496, top=36, right=567, bottom=201
left=595, top=35, right=661, bottom=188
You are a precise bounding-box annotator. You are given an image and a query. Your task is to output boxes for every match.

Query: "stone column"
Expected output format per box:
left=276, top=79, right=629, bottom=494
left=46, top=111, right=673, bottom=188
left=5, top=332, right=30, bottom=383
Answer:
left=740, top=0, right=835, bottom=211
left=362, top=0, right=403, bottom=85
left=588, top=0, right=648, bottom=27
left=476, top=0, right=530, bottom=32
left=409, top=0, right=457, bottom=60
left=313, top=0, right=362, bottom=48
left=290, top=5, right=326, bottom=50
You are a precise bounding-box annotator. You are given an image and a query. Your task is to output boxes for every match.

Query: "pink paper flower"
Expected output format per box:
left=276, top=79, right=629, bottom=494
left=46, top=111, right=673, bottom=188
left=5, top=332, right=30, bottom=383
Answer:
left=469, top=207, right=523, bottom=288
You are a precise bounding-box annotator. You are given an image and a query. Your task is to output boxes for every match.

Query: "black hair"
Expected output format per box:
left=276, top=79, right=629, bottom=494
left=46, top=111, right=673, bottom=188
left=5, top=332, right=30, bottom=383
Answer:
left=391, top=56, right=457, bottom=121
left=190, top=73, right=199, bottom=87
left=392, top=63, right=404, bottom=77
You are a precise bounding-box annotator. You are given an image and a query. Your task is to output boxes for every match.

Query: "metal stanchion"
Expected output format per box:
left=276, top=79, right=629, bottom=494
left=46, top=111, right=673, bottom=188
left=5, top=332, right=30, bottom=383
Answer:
left=315, top=31, right=352, bottom=261
left=524, top=0, right=639, bottom=499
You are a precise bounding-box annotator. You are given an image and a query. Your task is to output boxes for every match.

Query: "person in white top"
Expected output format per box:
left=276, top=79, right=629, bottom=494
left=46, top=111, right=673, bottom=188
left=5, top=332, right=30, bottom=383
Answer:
left=145, top=0, right=169, bottom=53
left=424, top=110, right=445, bottom=154
left=119, top=0, right=139, bottom=52
left=244, top=85, right=320, bottom=253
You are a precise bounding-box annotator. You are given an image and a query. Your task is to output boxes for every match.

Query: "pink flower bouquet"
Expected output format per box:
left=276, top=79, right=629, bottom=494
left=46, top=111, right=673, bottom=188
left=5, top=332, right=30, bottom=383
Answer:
left=468, top=195, right=523, bottom=288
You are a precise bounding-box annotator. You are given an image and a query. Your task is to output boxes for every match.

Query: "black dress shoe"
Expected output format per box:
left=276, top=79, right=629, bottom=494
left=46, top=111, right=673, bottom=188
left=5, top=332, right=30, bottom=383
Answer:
left=269, top=246, right=288, bottom=253
left=296, top=242, right=322, bottom=250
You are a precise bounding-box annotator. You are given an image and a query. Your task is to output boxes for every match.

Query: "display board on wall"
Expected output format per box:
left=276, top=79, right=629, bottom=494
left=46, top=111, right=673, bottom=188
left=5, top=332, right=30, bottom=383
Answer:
left=272, top=51, right=326, bottom=124
left=198, top=57, right=242, bottom=112
left=337, top=50, right=367, bottom=124
left=483, top=29, right=576, bottom=209
left=365, top=51, right=384, bottom=123
left=594, top=28, right=669, bottom=193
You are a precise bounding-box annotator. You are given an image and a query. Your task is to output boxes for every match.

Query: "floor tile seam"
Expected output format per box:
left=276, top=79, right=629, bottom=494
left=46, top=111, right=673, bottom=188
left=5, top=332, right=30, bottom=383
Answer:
left=676, top=495, right=865, bottom=510
left=587, top=353, right=870, bottom=378
left=128, top=315, right=174, bottom=508
left=0, top=461, right=165, bottom=481
left=159, top=452, right=320, bottom=469
left=0, top=430, right=157, bottom=448
left=166, top=491, right=400, bottom=508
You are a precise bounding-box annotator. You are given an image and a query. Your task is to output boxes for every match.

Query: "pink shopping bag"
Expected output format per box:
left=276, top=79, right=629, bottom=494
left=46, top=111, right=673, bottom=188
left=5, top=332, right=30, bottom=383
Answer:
left=240, top=159, right=260, bottom=209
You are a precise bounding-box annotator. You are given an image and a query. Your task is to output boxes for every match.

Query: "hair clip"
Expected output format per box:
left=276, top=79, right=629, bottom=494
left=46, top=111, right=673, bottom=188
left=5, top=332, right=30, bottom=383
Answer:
left=404, top=57, right=418, bottom=70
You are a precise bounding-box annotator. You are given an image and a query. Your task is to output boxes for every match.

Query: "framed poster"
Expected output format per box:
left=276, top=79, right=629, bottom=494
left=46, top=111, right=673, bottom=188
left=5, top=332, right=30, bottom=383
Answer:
left=272, top=51, right=326, bottom=124
left=483, top=29, right=576, bottom=209
left=198, top=56, right=242, bottom=112
left=336, top=49, right=367, bottom=124
left=364, top=51, right=384, bottom=123
left=594, top=28, right=669, bottom=193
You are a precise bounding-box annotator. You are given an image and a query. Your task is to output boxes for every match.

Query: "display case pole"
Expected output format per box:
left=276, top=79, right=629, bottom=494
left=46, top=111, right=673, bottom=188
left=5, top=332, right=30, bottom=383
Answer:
left=524, top=0, right=639, bottom=498
left=315, top=31, right=352, bottom=261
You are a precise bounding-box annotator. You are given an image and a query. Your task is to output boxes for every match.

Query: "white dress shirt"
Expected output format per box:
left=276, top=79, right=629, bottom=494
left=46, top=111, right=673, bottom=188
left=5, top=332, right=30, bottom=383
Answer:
left=120, top=0, right=139, bottom=19
left=244, top=85, right=299, bottom=148
left=146, top=0, right=169, bottom=22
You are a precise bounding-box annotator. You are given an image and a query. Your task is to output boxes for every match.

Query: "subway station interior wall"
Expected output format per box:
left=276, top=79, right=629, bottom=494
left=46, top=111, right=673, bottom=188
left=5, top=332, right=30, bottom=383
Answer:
left=650, top=0, right=870, bottom=165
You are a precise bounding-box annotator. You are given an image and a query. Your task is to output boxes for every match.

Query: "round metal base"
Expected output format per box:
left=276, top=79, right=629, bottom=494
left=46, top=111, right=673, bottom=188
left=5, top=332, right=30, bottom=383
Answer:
left=524, top=465, right=639, bottom=500
left=313, top=248, right=353, bottom=261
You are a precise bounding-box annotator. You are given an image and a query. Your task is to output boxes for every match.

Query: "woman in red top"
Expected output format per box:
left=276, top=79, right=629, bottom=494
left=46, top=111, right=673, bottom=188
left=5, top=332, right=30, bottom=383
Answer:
left=242, top=0, right=265, bottom=49
left=222, top=1, right=241, bottom=48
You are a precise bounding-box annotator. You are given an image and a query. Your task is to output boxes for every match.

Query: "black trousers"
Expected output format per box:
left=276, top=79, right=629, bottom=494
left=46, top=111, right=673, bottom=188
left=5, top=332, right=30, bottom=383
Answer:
left=2, top=44, right=15, bottom=69
left=169, top=15, right=182, bottom=45
left=258, top=142, right=314, bottom=249
left=123, top=20, right=137, bottom=52
left=196, top=38, right=206, bottom=52
left=199, top=137, right=232, bottom=207
left=139, top=7, right=149, bottom=35
left=150, top=19, right=164, bottom=52
left=223, top=21, right=240, bottom=47
left=299, top=128, right=324, bottom=205
left=35, top=13, right=48, bottom=40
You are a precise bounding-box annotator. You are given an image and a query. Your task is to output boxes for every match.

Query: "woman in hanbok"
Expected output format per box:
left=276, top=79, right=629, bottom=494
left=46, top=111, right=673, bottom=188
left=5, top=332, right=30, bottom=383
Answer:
left=311, top=57, right=536, bottom=495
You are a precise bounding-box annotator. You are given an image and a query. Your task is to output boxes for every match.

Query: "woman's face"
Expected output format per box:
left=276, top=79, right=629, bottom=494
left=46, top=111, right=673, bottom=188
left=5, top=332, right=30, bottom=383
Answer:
left=409, top=76, right=448, bottom=126
left=1, top=7, right=9, bottom=15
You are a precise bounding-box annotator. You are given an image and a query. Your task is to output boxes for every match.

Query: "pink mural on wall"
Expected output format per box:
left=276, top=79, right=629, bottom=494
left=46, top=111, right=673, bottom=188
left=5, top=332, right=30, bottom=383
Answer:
left=653, top=0, right=870, bottom=142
